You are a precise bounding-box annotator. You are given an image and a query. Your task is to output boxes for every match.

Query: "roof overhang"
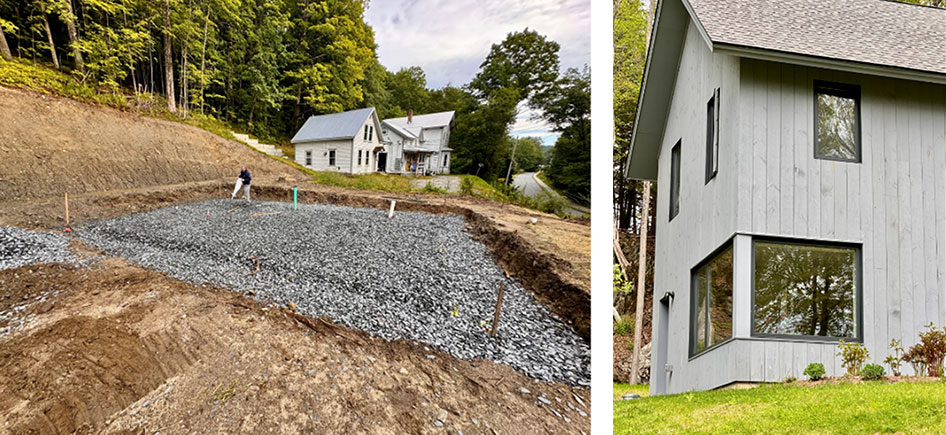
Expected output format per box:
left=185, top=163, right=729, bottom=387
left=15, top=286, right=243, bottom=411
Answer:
left=625, top=0, right=690, bottom=181
left=291, top=136, right=353, bottom=144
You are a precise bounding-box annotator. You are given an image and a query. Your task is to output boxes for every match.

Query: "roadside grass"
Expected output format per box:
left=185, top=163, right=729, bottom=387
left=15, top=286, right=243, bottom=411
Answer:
left=614, top=380, right=946, bottom=434
left=613, top=383, right=649, bottom=400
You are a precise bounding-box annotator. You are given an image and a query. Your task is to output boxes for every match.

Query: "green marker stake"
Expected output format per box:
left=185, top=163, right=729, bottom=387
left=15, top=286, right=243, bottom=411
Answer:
left=293, top=186, right=298, bottom=210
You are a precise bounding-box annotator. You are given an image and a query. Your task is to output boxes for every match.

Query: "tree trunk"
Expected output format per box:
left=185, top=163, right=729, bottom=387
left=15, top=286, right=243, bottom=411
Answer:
left=0, top=26, right=11, bottom=61
left=293, top=83, right=303, bottom=129
left=199, top=6, right=209, bottom=114
left=62, top=0, right=84, bottom=73
left=42, top=13, right=60, bottom=69
left=630, top=180, right=651, bottom=385
left=163, top=0, right=176, bottom=113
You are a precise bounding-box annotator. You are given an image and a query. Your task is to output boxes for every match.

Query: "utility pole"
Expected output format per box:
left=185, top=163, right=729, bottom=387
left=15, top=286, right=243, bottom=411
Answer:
left=504, top=139, right=519, bottom=185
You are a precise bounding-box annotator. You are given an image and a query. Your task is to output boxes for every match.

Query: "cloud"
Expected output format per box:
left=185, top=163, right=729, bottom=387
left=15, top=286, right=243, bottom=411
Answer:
left=365, top=0, right=590, bottom=89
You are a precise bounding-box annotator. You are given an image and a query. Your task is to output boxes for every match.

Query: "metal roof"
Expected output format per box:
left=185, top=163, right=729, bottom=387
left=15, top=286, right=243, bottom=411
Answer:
left=383, top=111, right=455, bottom=139
left=689, top=0, right=946, bottom=75
left=291, top=108, right=377, bottom=143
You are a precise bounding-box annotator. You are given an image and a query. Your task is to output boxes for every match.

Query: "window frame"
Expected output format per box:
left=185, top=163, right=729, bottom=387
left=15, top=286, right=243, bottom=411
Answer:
left=329, top=149, right=336, bottom=166
left=369, top=126, right=374, bottom=141
left=689, top=238, right=735, bottom=358
left=443, top=153, right=448, bottom=166
left=358, top=150, right=362, bottom=165
left=669, top=140, right=681, bottom=221
left=705, top=88, right=720, bottom=183
left=305, top=150, right=312, bottom=166
left=750, top=236, right=864, bottom=343
left=813, top=80, right=862, bottom=163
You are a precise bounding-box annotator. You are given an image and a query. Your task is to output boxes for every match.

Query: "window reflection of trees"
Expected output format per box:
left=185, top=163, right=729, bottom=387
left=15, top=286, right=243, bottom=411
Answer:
left=817, top=91, right=857, bottom=160
left=754, top=242, right=857, bottom=338
left=692, top=245, right=733, bottom=355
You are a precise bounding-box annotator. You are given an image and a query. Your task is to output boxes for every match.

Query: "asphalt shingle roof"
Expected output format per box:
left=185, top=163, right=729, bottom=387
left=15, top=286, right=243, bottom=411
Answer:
left=291, top=108, right=376, bottom=143
left=689, top=0, right=946, bottom=75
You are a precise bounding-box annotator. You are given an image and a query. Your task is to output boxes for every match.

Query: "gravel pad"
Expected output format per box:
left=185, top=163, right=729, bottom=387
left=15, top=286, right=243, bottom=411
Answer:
left=0, top=226, right=77, bottom=270
left=77, top=200, right=590, bottom=385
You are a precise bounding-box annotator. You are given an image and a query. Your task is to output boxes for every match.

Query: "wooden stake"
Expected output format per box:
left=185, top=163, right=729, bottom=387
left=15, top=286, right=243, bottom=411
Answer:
left=64, top=193, right=70, bottom=228
left=388, top=200, right=396, bottom=218
left=630, top=181, right=651, bottom=385
left=491, top=281, right=505, bottom=337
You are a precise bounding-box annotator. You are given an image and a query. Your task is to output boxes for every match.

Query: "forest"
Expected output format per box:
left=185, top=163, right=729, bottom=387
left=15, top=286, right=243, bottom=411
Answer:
left=0, top=0, right=589, bottom=200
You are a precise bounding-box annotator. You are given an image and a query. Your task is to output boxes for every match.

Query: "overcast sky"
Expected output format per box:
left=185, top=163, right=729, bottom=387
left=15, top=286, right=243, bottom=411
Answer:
left=364, top=0, right=590, bottom=146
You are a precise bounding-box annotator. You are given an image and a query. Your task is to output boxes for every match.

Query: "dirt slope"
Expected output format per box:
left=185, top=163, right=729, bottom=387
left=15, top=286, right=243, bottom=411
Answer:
left=0, top=86, right=300, bottom=201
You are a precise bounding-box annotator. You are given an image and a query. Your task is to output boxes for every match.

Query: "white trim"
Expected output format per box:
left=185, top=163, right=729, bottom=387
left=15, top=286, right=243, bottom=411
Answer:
left=716, top=43, right=946, bottom=86
left=679, top=0, right=713, bottom=52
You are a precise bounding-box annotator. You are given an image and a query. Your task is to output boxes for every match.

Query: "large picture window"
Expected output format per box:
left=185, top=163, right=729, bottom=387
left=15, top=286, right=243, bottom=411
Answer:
left=814, top=81, right=860, bottom=162
left=753, top=240, right=860, bottom=339
left=690, top=242, right=733, bottom=356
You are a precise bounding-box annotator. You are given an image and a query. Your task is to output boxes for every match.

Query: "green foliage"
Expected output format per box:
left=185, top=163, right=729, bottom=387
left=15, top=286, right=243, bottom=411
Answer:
left=614, top=382, right=946, bottom=434
left=420, top=182, right=447, bottom=194
left=459, top=177, right=475, bottom=195
left=885, top=339, right=905, bottom=376
left=469, top=28, right=560, bottom=104
left=450, top=87, right=520, bottom=180
left=545, top=120, right=590, bottom=203
left=837, top=340, right=870, bottom=376
left=509, top=137, right=546, bottom=172
left=614, top=264, right=633, bottom=295
left=614, top=317, right=634, bottom=337
left=861, top=363, right=885, bottom=381
left=803, top=362, right=826, bottom=381
left=783, top=376, right=797, bottom=384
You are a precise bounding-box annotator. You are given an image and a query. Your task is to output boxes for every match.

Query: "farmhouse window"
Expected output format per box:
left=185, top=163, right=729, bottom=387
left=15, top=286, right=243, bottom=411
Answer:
left=364, top=125, right=369, bottom=140
left=705, top=88, right=719, bottom=183
left=814, top=81, right=860, bottom=162
left=329, top=150, right=336, bottom=166
left=443, top=154, right=448, bottom=166
left=690, top=242, right=734, bottom=356
left=305, top=150, right=312, bottom=166
left=358, top=150, right=362, bottom=165
left=753, top=239, right=860, bottom=340
left=669, top=140, right=681, bottom=221
left=369, top=126, right=374, bottom=141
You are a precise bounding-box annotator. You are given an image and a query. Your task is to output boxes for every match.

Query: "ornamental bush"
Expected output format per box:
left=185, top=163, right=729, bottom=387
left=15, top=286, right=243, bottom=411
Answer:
left=837, top=340, right=869, bottom=376
left=861, top=363, right=885, bottom=381
left=804, top=362, right=826, bottom=381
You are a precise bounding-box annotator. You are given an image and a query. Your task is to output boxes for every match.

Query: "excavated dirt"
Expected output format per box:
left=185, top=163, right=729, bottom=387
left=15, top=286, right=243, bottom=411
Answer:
left=0, top=253, right=589, bottom=434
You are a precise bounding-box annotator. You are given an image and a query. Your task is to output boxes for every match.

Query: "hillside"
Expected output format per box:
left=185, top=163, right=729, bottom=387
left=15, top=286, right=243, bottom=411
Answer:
left=0, top=86, right=300, bottom=202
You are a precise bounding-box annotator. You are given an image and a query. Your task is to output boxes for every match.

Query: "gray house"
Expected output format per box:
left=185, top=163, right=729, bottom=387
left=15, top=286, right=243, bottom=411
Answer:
left=380, top=111, right=455, bottom=175
left=291, top=108, right=384, bottom=174
left=626, top=0, right=946, bottom=395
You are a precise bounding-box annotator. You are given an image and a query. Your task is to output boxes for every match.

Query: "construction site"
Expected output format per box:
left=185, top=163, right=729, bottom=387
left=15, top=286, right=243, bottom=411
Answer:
left=0, top=86, right=591, bottom=433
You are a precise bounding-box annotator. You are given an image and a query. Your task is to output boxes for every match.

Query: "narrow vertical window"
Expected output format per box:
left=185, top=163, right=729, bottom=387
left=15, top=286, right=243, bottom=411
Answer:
left=364, top=125, right=369, bottom=141
left=305, top=150, right=312, bottom=166
left=369, top=126, right=374, bottom=141
left=329, top=150, right=336, bottom=166
left=443, top=153, right=448, bottom=166
left=814, top=81, right=860, bottom=162
left=669, top=141, right=681, bottom=221
left=358, top=150, right=362, bottom=165
left=705, top=88, right=719, bottom=183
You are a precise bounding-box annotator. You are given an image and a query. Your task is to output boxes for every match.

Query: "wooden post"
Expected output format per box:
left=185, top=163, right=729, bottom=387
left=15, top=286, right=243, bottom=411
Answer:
left=630, top=181, right=651, bottom=385
left=388, top=200, right=396, bottom=218
left=490, top=281, right=505, bottom=337
left=64, top=193, right=70, bottom=228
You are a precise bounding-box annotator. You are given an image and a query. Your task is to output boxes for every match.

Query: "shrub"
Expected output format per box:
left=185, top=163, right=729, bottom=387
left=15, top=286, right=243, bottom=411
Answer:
left=915, top=323, right=946, bottom=377
left=803, top=362, right=826, bottom=381
left=884, top=338, right=904, bottom=377
left=861, top=363, right=885, bottom=381
left=783, top=376, right=797, bottom=384
left=421, top=182, right=447, bottom=194
left=614, top=317, right=634, bottom=337
left=837, top=340, right=869, bottom=376
left=902, top=346, right=928, bottom=377
left=459, top=177, right=474, bottom=195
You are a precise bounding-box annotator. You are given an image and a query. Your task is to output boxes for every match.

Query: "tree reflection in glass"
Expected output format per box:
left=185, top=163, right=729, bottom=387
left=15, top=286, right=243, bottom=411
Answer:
left=816, top=85, right=858, bottom=161
left=691, top=244, right=733, bottom=355
left=754, top=242, right=857, bottom=338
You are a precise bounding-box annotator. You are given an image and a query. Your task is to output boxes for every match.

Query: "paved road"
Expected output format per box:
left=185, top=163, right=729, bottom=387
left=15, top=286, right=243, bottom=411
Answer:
left=512, top=172, right=589, bottom=217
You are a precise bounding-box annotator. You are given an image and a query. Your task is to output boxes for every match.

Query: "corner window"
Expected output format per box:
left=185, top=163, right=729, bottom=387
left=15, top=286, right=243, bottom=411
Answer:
left=305, top=150, right=312, bottom=166
left=814, top=81, right=860, bottom=162
left=690, top=242, right=734, bottom=356
left=329, top=149, right=336, bottom=166
left=669, top=141, right=681, bottom=221
left=705, top=88, right=719, bottom=183
left=753, top=239, right=860, bottom=339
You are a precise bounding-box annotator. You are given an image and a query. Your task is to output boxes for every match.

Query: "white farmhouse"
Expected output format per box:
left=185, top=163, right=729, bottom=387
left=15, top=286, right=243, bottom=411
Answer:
left=291, top=108, right=383, bottom=174
left=380, top=110, right=455, bottom=175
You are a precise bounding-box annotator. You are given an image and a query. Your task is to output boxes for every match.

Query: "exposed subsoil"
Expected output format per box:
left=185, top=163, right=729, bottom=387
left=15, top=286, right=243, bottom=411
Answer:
left=0, top=251, right=589, bottom=434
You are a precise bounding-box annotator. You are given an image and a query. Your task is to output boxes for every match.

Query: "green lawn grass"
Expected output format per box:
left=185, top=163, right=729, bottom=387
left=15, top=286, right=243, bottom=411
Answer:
left=614, top=383, right=650, bottom=400
left=614, top=380, right=946, bottom=434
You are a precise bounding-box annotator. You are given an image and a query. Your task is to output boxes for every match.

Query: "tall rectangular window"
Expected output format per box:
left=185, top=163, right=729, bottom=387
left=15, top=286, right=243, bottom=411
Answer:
left=329, top=149, right=336, bottom=166
left=814, top=81, right=860, bottom=162
left=753, top=239, right=860, bottom=339
left=305, top=150, right=312, bottom=166
left=705, top=88, right=719, bottom=183
left=443, top=153, right=448, bottom=166
left=690, top=242, right=734, bottom=356
left=358, top=150, right=362, bottom=165
left=369, top=126, right=374, bottom=141
left=669, top=141, right=681, bottom=221
left=364, top=125, right=369, bottom=141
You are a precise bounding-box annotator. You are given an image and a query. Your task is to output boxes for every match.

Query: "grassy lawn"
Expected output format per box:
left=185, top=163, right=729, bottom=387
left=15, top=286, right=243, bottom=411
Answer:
left=614, top=383, right=650, bottom=400
left=614, top=381, right=946, bottom=434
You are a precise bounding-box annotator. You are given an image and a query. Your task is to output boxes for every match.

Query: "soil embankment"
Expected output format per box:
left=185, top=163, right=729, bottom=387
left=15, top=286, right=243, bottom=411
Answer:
left=0, top=86, right=300, bottom=201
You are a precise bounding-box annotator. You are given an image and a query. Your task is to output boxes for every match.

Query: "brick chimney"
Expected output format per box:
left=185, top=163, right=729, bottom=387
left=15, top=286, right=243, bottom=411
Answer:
left=408, top=109, right=413, bottom=124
